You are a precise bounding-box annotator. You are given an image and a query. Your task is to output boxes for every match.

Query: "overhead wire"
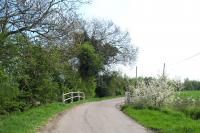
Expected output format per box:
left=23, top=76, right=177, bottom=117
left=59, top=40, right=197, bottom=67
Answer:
left=168, top=52, right=200, bottom=67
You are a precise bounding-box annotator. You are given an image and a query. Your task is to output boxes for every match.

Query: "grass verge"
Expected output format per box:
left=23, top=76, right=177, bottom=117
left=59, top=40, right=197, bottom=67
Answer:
left=0, top=96, right=122, bottom=133
left=122, top=105, right=200, bottom=133
left=0, top=101, right=84, bottom=133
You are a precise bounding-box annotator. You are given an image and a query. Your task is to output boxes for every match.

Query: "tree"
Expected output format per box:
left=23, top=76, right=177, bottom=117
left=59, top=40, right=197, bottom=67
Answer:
left=76, top=42, right=104, bottom=97
left=82, top=19, right=137, bottom=65
left=96, top=71, right=126, bottom=97
left=183, top=79, right=200, bottom=90
left=0, top=1, right=138, bottom=113
left=130, top=76, right=177, bottom=108
left=0, top=0, right=89, bottom=44
left=78, top=42, right=104, bottom=78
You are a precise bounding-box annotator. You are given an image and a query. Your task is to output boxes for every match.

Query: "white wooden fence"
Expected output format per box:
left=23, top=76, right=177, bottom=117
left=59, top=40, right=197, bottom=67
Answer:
left=62, top=91, right=85, bottom=103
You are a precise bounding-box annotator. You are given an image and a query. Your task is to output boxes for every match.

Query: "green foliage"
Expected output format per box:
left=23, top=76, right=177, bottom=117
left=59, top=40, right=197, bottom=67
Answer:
left=96, top=73, right=112, bottom=97
left=173, top=91, right=200, bottom=120
left=122, top=105, right=200, bottom=133
left=92, top=43, right=119, bottom=65
left=10, top=43, right=62, bottom=107
left=96, top=71, right=126, bottom=97
left=108, top=72, right=126, bottom=96
left=0, top=35, right=81, bottom=113
left=77, top=42, right=107, bottom=98
left=183, top=107, right=200, bottom=120
left=0, top=24, right=136, bottom=115
left=82, top=77, right=96, bottom=98
left=183, top=79, right=200, bottom=90
left=0, top=0, right=138, bottom=116
left=0, top=32, right=7, bottom=44
left=0, top=68, right=19, bottom=114
left=0, top=35, right=128, bottom=114
left=78, top=42, right=104, bottom=78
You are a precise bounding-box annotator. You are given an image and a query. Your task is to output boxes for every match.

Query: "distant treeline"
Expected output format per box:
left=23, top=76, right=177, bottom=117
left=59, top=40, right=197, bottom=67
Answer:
left=129, top=77, right=200, bottom=91
left=183, top=79, right=200, bottom=91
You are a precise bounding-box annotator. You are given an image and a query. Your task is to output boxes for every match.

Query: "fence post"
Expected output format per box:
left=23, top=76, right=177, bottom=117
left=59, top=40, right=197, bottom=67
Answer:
left=71, top=92, right=73, bottom=103
left=78, top=91, right=80, bottom=101
left=83, top=93, right=85, bottom=100
left=62, top=93, right=65, bottom=103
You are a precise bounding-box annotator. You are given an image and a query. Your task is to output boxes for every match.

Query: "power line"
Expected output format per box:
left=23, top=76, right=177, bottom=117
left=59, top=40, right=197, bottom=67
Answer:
left=182, top=52, right=200, bottom=62
left=169, top=52, right=200, bottom=66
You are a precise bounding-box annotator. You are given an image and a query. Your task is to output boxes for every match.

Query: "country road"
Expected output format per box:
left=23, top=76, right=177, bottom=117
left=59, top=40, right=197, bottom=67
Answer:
left=40, top=98, right=150, bottom=133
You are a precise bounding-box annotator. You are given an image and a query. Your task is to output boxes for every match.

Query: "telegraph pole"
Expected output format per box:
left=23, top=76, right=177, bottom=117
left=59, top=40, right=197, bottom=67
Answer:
left=162, top=63, right=165, bottom=77
left=135, top=66, right=138, bottom=88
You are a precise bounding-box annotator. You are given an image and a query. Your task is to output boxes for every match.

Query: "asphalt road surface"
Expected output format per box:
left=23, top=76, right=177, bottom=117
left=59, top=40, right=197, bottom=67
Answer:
left=40, top=98, right=150, bottom=133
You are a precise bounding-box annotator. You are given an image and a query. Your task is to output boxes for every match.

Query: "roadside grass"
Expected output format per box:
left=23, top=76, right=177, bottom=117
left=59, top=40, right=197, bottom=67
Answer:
left=0, top=101, right=84, bottom=133
left=122, top=105, right=200, bottom=133
left=0, top=96, right=122, bottom=133
left=122, top=91, right=200, bottom=133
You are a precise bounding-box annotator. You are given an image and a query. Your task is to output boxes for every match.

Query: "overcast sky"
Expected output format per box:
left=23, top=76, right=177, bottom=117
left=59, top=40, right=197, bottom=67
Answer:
left=81, top=0, right=200, bottom=80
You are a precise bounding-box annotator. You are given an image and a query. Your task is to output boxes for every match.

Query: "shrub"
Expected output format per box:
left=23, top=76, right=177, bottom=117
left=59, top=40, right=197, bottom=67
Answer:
left=0, top=68, right=19, bottom=114
left=184, top=107, right=200, bottom=120
left=172, top=97, right=200, bottom=120
left=130, top=76, right=177, bottom=108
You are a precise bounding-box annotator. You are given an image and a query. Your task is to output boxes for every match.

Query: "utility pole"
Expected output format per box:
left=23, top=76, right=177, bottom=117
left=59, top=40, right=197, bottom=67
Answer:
left=135, top=66, right=138, bottom=88
left=162, top=63, right=165, bottom=77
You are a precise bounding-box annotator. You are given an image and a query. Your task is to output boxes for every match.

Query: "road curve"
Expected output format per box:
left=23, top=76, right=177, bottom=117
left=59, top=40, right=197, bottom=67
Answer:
left=40, top=98, right=149, bottom=133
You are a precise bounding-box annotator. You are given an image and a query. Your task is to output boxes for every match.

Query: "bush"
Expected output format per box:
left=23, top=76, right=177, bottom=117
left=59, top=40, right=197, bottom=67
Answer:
left=0, top=68, right=19, bottom=114
left=83, top=77, right=96, bottom=98
left=184, top=107, right=200, bottom=120
left=172, top=97, right=200, bottom=120
left=130, top=76, right=177, bottom=108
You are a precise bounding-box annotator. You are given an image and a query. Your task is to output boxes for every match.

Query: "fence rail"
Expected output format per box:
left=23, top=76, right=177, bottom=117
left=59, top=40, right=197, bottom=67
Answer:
left=62, top=91, right=85, bottom=103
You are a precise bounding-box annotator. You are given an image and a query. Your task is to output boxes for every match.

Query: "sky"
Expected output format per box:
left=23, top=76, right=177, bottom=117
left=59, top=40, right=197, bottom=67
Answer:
left=81, top=0, right=200, bottom=80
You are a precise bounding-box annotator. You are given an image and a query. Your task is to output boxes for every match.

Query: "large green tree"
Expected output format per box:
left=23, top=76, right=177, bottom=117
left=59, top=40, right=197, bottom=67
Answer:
left=77, top=42, right=104, bottom=97
left=78, top=42, right=104, bottom=78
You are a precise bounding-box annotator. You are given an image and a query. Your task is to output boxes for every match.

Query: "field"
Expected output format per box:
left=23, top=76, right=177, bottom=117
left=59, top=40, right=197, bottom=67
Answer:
left=178, top=90, right=200, bottom=100
left=122, top=90, right=200, bottom=133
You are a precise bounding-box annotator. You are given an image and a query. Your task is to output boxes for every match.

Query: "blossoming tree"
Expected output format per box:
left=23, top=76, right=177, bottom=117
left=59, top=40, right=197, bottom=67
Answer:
left=130, top=76, right=180, bottom=108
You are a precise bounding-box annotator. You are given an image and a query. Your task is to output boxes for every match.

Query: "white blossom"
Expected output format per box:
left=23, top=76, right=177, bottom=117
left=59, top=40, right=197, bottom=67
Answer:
left=130, top=76, right=178, bottom=108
